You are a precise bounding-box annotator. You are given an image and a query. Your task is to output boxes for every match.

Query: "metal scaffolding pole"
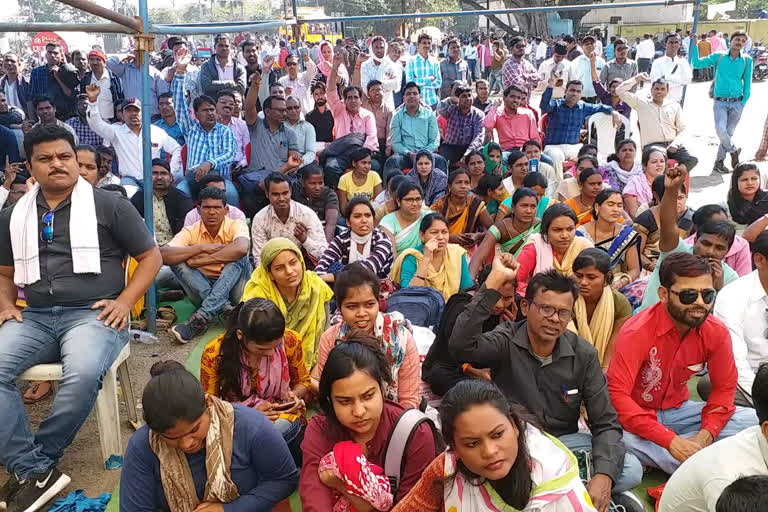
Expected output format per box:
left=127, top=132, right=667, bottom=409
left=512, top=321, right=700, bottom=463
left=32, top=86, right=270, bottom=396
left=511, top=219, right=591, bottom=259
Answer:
left=0, top=22, right=134, bottom=33
left=56, top=0, right=141, bottom=31
left=682, top=0, right=703, bottom=107
left=149, top=20, right=289, bottom=35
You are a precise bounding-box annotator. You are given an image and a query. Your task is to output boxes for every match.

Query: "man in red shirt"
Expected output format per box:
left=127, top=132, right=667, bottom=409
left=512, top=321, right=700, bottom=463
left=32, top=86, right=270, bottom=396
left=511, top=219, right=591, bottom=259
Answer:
left=607, top=247, right=758, bottom=474
left=483, top=84, right=539, bottom=152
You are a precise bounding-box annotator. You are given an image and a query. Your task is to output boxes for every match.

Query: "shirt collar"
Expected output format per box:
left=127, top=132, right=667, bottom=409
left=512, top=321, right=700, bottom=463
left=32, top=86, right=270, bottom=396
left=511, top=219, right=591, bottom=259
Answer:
left=511, top=320, right=575, bottom=361
left=746, top=270, right=768, bottom=303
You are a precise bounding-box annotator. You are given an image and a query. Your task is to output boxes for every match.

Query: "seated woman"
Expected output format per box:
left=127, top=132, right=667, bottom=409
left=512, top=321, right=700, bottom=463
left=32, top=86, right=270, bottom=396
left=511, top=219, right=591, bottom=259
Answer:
left=496, top=172, right=552, bottom=220
left=569, top=249, right=632, bottom=370
left=311, top=263, right=420, bottom=408
left=555, top=154, right=601, bottom=201
left=576, top=189, right=640, bottom=290
left=431, top=169, right=493, bottom=250
left=622, top=145, right=667, bottom=220
left=200, top=298, right=310, bottom=451
left=514, top=203, right=593, bottom=296
left=501, top=150, right=528, bottom=196
left=403, top=150, right=448, bottom=207
left=241, top=238, right=333, bottom=370
left=728, top=162, right=768, bottom=225
left=380, top=182, right=428, bottom=258
left=470, top=188, right=539, bottom=278
left=693, top=204, right=752, bottom=277
left=474, top=174, right=507, bottom=220
left=482, top=142, right=505, bottom=176
left=390, top=213, right=473, bottom=301
left=564, top=168, right=604, bottom=226
left=465, top=150, right=488, bottom=190
left=633, top=175, right=694, bottom=273
left=300, top=336, right=439, bottom=511
left=522, top=139, right=560, bottom=199
left=423, top=257, right=517, bottom=396
left=391, top=380, right=596, bottom=512
left=336, top=147, right=383, bottom=214
left=603, top=139, right=642, bottom=192
left=315, top=197, right=394, bottom=283
left=120, top=360, right=298, bottom=511
left=375, top=175, right=406, bottom=223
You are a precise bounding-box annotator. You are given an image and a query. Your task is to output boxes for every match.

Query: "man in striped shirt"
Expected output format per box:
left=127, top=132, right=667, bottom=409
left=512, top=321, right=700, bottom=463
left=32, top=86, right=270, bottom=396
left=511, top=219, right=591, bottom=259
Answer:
left=406, top=33, right=442, bottom=107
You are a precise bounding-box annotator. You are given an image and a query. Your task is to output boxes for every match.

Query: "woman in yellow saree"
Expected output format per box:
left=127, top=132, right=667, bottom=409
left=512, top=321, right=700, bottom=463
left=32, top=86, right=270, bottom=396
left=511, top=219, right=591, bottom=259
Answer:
left=430, top=169, right=493, bottom=251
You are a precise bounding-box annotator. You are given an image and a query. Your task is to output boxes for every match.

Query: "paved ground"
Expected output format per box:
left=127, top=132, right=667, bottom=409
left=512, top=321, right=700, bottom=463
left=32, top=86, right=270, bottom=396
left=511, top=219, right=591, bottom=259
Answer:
left=2, top=78, right=768, bottom=509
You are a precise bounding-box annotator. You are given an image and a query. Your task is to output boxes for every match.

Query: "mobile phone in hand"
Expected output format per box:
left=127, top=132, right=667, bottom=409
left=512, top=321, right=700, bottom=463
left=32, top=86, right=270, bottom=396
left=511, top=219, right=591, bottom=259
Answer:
left=528, top=158, right=539, bottom=174
left=273, top=401, right=295, bottom=411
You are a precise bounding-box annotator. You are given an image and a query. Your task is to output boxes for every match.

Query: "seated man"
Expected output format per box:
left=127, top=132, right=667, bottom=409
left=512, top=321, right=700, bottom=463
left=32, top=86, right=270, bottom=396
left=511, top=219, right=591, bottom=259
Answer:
left=716, top=476, right=768, bottom=512
left=0, top=124, right=22, bottom=175
left=0, top=172, right=26, bottom=210
left=160, top=187, right=252, bottom=343
left=686, top=204, right=752, bottom=277
left=183, top=174, right=246, bottom=227
left=27, top=96, right=79, bottom=145
left=294, top=163, right=339, bottom=243
left=153, top=92, right=185, bottom=147
left=638, top=166, right=738, bottom=311
left=251, top=172, right=327, bottom=267
left=215, top=90, right=249, bottom=170
left=450, top=256, right=644, bottom=512
left=540, top=79, right=620, bottom=175
left=0, top=125, right=161, bottom=512
left=306, top=83, right=334, bottom=152
left=436, top=82, right=485, bottom=166
left=483, top=84, right=538, bottom=152
left=608, top=249, right=758, bottom=475
left=383, top=82, right=446, bottom=182
left=284, top=95, right=317, bottom=168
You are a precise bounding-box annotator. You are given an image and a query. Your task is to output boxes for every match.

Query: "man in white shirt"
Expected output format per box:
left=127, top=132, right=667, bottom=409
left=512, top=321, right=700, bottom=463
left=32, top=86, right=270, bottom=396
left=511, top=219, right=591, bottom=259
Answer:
left=657, top=362, right=768, bottom=512
left=636, top=34, right=656, bottom=73
left=199, top=35, right=247, bottom=99
left=537, top=41, right=571, bottom=99
left=534, top=37, right=548, bottom=67
left=463, top=38, right=479, bottom=80
left=81, top=50, right=121, bottom=122
left=360, top=36, right=402, bottom=111
left=278, top=50, right=317, bottom=115
left=650, top=32, right=693, bottom=103
left=85, top=85, right=180, bottom=187
left=570, top=35, right=605, bottom=102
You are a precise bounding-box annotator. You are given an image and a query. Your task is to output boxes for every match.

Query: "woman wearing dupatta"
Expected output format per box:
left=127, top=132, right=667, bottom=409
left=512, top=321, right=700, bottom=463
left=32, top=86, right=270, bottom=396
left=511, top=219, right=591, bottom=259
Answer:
left=430, top=169, right=493, bottom=250
left=470, top=188, right=540, bottom=279
left=392, top=380, right=597, bottom=512
left=390, top=213, right=473, bottom=301
left=402, top=150, right=448, bottom=206
left=576, top=189, right=641, bottom=290
left=603, top=140, right=642, bottom=192
left=501, top=149, right=529, bottom=196
left=200, top=298, right=310, bottom=452
left=241, top=238, right=333, bottom=370
left=379, top=182, right=428, bottom=258
left=314, top=41, right=348, bottom=94
left=465, top=150, right=487, bottom=190
left=569, top=249, right=632, bottom=370
left=482, top=142, right=505, bottom=176
left=563, top=168, right=605, bottom=226
left=497, top=171, right=553, bottom=220
left=514, top=204, right=593, bottom=296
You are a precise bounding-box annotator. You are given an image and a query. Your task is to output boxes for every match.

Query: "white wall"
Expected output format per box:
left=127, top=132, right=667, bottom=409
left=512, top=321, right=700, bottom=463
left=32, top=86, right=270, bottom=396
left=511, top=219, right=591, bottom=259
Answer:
left=581, top=0, right=693, bottom=25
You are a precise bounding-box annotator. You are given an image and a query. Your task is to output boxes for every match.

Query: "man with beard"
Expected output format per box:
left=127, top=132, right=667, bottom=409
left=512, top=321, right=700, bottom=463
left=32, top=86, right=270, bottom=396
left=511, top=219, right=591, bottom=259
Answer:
left=65, top=94, right=102, bottom=147
left=607, top=165, right=758, bottom=477
left=305, top=83, right=333, bottom=150
left=278, top=51, right=316, bottom=115
left=360, top=36, right=401, bottom=110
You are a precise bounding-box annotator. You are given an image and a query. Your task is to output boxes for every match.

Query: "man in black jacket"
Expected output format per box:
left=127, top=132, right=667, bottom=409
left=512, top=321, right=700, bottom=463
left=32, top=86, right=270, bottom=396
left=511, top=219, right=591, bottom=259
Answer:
left=79, top=50, right=124, bottom=123
left=130, top=159, right=193, bottom=245
left=449, top=255, right=644, bottom=512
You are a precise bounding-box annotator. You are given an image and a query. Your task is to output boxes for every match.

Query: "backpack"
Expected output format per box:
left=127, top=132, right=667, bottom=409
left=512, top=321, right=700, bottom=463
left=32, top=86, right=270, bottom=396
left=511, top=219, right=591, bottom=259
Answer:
left=384, top=408, right=444, bottom=498
left=385, top=286, right=445, bottom=330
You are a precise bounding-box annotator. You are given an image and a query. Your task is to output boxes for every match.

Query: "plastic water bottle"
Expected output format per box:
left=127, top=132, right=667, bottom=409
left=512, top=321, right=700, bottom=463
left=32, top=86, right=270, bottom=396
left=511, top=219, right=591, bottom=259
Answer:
left=132, top=330, right=158, bottom=344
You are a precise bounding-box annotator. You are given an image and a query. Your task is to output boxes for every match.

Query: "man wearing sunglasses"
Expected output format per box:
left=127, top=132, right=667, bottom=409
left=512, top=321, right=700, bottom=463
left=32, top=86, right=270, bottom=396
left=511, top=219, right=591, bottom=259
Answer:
left=450, top=257, right=644, bottom=512
left=607, top=250, right=758, bottom=476
left=501, top=36, right=539, bottom=95
left=0, top=124, right=162, bottom=512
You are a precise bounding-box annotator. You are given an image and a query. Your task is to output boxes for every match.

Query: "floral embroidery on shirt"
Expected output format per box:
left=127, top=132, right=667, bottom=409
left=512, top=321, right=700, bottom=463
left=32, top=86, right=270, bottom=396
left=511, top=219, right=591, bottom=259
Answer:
left=641, top=346, right=663, bottom=402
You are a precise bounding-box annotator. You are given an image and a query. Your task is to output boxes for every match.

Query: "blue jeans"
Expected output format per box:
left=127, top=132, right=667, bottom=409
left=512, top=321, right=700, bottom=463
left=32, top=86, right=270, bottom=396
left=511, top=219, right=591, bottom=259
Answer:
left=120, top=176, right=143, bottom=188
left=713, top=100, right=744, bottom=161
left=488, top=69, right=503, bottom=93
left=0, top=307, right=129, bottom=478
left=178, top=172, right=240, bottom=208
left=383, top=153, right=449, bottom=185
left=274, top=417, right=303, bottom=445
left=622, top=400, right=758, bottom=474
left=559, top=432, right=643, bottom=494
left=171, top=256, right=253, bottom=321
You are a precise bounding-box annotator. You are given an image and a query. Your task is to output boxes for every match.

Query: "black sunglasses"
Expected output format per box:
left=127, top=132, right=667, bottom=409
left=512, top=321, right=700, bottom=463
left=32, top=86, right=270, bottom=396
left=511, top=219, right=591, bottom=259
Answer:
left=669, top=288, right=716, bottom=305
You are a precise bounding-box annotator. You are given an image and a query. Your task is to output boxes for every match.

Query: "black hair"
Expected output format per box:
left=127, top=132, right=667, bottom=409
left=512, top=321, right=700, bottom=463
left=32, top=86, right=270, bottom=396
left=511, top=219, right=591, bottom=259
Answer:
left=264, top=171, right=290, bottom=194
left=753, top=362, right=768, bottom=424
left=454, top=83, right=472, bottom=97
left=158, top=92, right=173, bottom=100
left=301, top=162, right=324, bottom=180
left=311, top=83, right=326, bottom=94
left=96, top=144, right=116, bottom=159
left=213, top=34, right=230, bottom=45
left=577, top=167, right=601, bottom=185
left=691, top=205, right=726, bottom=229
left=197, top=173, right=226, bottom=190
left=541, top=203, right=577, bottom=238
left=475, top=174, right=503, bottom=197
left=150, top=157, right=170, bottom=173
left=142, top=360, right=206, bottom=433
left=728, top=162, right=761, bottom=218
left=216, top=90, right=236, bottom=102
left=642, top=145, right=667, bottom=166
left=753, top=232, right=768, bottom=263
left=217, top=298, right=286, bottom=401
left=366, top=79, right=383, bottom=93
left=349, top=147, right=372, bottom=165
left=318, top=335, right=393, bottom=429
left=403, top=81, right=421, bottom=94
left=591, top=188, right=622, bottom=220
left=420, top=212, right=448, bottom=233
left=263, top=96, right=284, bottom=112
left=439, top=380, right=533, bottom=510
left=342, top=85, right=363, bottom=100
left=192, top=95, right=216, bottom=113
left=506, top=149, right=526, bottom=168
left=100, top=184, right=127, bottom=197
left=395, top=181, right=423, bottom=207
left=345, top=195, right=375, bottom=220
left=76, top=144, right=102, bottom=170
left=716, top=475, right=768, bottom=512
left=658, top=252, right=711, bottom=289
left=521, top=139, right=541, bottom=152
left=387, top=174, right=406, bottom=194
left=697, top=219, right=736, bottom=250
left=522, top=172, right=548, bottom=190
left=565, top=80, right=583, bottom=90
left=334, top=263, right=380, bottom=307
left=447, top=169, right=469, bottom=189
left=512, top=187, right=538, bottom=206
left=578, top=144, right=598, bottom=158
left=573, top=247, right=612, bottom=281
left=32, top=95, right=53, bottom=110
left=464, top=150, right=484, bottom=166
left=606, top=139, right=636, bottom=163
left=524, top=268, right=579, bottom=302
left=198, top=186, right=227, bottom=206
left=24, top=124, right=76, bottom=160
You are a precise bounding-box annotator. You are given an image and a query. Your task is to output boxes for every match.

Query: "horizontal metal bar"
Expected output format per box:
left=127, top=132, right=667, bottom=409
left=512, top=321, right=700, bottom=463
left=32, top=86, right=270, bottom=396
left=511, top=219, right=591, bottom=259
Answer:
left=56, top=0, right=142, bottom=31
left=0, top=21, right=136, bottom=33
left=149, top=19, right=290, bottom=34
left=300, top=0, right=696, bottom=23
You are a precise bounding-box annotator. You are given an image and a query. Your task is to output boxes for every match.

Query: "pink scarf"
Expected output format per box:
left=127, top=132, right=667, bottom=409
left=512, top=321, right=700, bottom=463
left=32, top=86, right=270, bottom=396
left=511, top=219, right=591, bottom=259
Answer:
left=318, top=441, right=393, bottom=512
left=235, top=342, right=291, bottom=408
left=318, top=41, right=350, bottom=83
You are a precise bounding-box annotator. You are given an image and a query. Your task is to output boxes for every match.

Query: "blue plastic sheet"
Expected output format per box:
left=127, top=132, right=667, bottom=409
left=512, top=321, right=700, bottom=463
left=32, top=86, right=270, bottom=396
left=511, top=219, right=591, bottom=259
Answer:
left=49, top=490, right=111, bottom=512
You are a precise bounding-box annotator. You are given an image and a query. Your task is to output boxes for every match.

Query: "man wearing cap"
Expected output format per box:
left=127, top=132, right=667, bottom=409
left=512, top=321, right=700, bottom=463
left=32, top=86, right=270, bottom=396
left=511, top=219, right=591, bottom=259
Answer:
left=80, top=50, right=123, bottom=123
left=600, top=38, right=639, bottom=92
left=537, top=41, right=572, bottom=99
left=85, top=84, right=180, bottom=188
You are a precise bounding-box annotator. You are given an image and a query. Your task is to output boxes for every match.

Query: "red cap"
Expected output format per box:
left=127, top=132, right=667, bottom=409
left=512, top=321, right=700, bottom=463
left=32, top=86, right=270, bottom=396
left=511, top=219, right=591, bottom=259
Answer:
left=88, top=50, right=106, bottom=62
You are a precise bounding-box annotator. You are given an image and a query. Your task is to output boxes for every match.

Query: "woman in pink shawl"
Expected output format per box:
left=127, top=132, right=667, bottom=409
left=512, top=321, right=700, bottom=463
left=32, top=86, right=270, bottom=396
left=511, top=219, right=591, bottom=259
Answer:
left=317, top=40, right=349, bottom=91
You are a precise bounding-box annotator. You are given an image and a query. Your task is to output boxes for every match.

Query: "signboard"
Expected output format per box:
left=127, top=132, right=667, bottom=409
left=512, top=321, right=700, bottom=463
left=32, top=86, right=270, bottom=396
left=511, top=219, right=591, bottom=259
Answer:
left=30, top=32, right=69, bottom=55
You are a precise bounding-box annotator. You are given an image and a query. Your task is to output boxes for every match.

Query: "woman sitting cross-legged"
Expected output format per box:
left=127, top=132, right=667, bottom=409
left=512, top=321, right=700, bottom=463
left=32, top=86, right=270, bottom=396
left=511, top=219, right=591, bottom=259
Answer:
left=300, top=335, right=440, bottom=511
left=430, top=169, right=493, bottom=250
left=315, top=196, right=394, bottom=284
left=312, top=263, right=421, bottom=408
left=403, top=149, right=448, bottom=207
left=120, top=360, right=299, bottom=512
left=390, top=213, right=473, bottom=301
left=568, top=248, right=632, bottom=370
left=379, top=182, right=428, bottom=258
left=391, top=380, right=597, bottom=512
left=564, top=168, right=605, bottom=226
left=199, top=298, right=310, bottom=455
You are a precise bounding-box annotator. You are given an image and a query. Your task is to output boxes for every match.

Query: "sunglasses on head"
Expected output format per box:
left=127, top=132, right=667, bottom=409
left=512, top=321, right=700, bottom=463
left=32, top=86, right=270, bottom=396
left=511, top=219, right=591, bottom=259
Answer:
left=41, top=210, right=54, bottom=243
left=669, top=288, right=716, bottom=305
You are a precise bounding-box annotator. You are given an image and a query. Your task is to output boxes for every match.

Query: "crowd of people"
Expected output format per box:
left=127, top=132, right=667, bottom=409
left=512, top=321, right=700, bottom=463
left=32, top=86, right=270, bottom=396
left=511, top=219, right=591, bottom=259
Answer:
left=1, top=24, right=768, bottom=512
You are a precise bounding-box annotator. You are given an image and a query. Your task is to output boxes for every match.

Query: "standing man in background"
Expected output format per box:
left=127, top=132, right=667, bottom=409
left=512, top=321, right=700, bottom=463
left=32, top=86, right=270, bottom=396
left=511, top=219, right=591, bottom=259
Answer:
left=650, top=32, right=693, bottom=104
left=406, top=33, right=442, bottom=108
left=636, top=34, right=656, bottom=74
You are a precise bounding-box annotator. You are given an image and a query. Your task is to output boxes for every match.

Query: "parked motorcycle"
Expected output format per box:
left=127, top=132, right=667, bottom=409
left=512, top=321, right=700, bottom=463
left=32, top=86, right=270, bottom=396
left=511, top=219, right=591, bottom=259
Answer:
left=751, top=42, right=768, bottom=81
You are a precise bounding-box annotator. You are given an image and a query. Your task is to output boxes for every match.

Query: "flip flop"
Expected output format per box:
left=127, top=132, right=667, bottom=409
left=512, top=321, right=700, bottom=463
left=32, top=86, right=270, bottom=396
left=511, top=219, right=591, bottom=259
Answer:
left=23, top=381, right=53, bottom=404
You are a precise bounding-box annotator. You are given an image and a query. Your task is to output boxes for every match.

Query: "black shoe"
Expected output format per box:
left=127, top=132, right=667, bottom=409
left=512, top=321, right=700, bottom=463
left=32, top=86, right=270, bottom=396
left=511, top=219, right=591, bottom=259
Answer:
left=611, top=490, right=645, bottom=512
left=8, top=468, right=70, bottom=512
left=730, top=147, right=741, bottom=168
left=713, top=160, right=730, bottom=174
left=170, top=314, right=208, bottom=344
left=0, top=475, right=22, bottom=510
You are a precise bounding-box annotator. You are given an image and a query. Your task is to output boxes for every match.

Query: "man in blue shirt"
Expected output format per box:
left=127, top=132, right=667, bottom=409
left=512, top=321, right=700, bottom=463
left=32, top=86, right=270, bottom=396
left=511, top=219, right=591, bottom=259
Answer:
left=690, top=30, right=752, bottom=174
left=152, top=92, right=185, bottom=147
left=540, top=77, right=621, bottom=176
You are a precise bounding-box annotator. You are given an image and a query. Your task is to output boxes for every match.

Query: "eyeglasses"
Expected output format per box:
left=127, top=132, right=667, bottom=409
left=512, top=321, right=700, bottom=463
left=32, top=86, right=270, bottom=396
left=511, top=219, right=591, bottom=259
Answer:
left=514, top=44, right=526, bottom=49
left=400, top=197, right=423, bottom=203
left=41, top=211, right=54, bottom=243
left=668, top=288, right=716, bottom=305
left=532, top=302, right=572, bottom=322
left=286, top=106, right=301, bottom=111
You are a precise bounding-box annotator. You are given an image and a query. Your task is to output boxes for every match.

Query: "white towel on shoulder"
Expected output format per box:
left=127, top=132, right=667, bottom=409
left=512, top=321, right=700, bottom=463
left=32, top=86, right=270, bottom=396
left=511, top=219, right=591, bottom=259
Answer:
left=10, top=176, right=101, bottom=287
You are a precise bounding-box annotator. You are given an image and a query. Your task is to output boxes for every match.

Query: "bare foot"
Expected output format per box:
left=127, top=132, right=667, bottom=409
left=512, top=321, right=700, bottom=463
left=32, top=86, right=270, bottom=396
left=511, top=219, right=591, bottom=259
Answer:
left=23, top=381, right=53, bottom=403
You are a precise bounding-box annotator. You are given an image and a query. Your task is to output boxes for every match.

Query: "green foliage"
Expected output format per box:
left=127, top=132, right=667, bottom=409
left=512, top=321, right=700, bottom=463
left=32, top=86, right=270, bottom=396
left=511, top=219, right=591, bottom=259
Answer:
left=148, top=0, right=271, bottom=26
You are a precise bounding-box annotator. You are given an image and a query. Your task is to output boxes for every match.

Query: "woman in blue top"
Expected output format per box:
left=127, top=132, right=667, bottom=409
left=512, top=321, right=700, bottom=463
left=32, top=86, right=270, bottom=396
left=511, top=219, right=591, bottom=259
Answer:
left=119, top=360, right=298, bottom=512
left=390, top=213, right=472, bottom=301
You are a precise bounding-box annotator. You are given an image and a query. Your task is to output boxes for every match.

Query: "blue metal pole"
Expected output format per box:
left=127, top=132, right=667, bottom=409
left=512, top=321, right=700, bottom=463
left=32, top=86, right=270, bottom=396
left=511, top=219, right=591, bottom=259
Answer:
left=682, top=0, right=703, bottom=107
left=139, top=0, right=157, bottom=333
left=150, top=20, right=289, bottom=34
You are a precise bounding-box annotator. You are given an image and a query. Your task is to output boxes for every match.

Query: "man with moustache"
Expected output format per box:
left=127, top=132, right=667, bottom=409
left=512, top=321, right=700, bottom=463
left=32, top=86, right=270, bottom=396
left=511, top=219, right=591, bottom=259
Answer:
left=607, top=166, right=759, bottom=476
left=305, top=83, right=334, bottom=151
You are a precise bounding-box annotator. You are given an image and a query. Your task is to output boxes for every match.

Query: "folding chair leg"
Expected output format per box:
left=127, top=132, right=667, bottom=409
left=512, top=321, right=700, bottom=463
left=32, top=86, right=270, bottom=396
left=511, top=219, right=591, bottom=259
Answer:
left=95, top=367, right=122, bottom=468
left=117, top=360, right=143, bottom=430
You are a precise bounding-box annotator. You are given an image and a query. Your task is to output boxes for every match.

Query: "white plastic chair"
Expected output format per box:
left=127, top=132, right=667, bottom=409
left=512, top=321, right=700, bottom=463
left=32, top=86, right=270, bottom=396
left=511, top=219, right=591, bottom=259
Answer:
left=587, top=112, right=632, bottom=162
